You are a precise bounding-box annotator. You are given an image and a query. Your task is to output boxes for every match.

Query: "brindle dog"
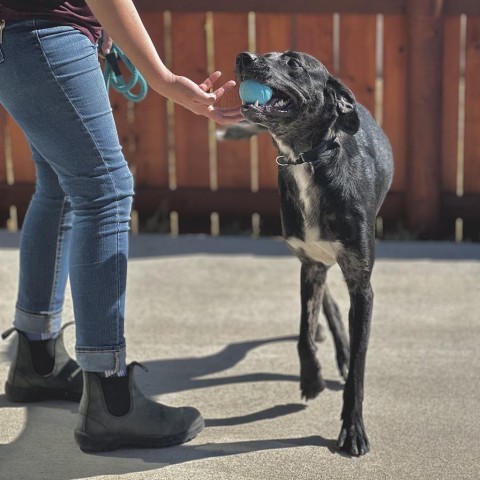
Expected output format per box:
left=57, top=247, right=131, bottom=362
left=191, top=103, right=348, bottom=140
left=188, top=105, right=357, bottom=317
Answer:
left=226, top=51, right=394, bottom=456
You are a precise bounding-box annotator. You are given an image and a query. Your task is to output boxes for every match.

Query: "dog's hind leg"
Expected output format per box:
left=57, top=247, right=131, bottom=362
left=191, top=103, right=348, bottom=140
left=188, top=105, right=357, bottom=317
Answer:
left=314, top=323, right=327, bottom=342
left=322, top=285, right=350, bottom=380
left=298, top=261, right=327, bottom=400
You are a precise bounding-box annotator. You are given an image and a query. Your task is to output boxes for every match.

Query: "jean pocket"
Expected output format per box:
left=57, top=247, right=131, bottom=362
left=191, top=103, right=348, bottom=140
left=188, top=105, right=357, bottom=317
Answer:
left=0, top=46, right=4, bottom=64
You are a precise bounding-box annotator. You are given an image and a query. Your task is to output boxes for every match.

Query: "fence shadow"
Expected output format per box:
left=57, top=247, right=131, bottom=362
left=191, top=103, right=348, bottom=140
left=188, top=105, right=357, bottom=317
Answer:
left=1, top=231, right=479, bottom=260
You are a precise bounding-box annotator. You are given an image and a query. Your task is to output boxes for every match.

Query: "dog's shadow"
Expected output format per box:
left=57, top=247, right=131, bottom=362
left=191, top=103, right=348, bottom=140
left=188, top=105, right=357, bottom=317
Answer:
left=0, top=336, right=342, bottom=479
left=137, top=335, right=344, bottom=397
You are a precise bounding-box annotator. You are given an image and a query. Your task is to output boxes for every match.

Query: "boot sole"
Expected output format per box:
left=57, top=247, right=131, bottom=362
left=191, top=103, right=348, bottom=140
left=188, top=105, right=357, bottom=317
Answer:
left=5, top=381, right=81, bottom=403
left=74, top=416, right=205, bottom=453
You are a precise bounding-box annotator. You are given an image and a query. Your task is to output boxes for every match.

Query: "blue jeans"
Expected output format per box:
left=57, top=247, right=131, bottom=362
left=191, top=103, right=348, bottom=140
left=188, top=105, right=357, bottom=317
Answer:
left=0, top=20, right=134, bottom=372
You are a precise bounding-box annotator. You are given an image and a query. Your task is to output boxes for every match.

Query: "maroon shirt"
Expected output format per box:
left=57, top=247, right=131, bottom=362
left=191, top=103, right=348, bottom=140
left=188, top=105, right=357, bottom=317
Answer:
left=0, top=1, right=102, bottom=44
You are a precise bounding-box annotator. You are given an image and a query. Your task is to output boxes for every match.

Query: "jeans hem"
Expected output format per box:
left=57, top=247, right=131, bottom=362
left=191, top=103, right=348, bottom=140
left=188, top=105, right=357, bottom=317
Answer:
left=76, top=345, right=127, bottom=372
left=14, top=307, right=62, bottom=336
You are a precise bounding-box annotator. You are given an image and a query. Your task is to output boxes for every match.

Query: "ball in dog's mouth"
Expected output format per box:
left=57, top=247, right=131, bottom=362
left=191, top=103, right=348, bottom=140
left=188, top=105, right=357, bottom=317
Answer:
left=240, top=82, right=295, bottom=118
left=239, top=79, right=273, bottom=105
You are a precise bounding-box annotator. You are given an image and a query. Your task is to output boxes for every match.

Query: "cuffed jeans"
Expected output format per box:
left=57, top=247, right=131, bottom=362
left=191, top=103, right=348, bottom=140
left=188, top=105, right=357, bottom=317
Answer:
left=0, top=19, right=134, bottom=372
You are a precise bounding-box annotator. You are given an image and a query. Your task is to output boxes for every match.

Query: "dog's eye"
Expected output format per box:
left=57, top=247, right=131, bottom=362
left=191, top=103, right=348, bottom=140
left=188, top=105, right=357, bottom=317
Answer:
left=287, top=58, right=302, bottom=69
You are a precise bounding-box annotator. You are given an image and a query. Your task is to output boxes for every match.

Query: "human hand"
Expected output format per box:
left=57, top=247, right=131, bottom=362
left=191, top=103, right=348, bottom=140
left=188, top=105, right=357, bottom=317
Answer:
left=164, top=71, right=244, bottom=125
left=98, top=29, right=113, bottom=57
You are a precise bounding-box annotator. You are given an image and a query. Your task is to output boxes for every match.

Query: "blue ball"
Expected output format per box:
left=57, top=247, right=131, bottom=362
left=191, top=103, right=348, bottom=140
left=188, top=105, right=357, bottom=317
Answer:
left=239, top=79, right=273, bottom=105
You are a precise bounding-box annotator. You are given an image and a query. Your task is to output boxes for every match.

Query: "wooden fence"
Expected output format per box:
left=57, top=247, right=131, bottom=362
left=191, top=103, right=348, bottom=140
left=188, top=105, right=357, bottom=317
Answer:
left=1, top=0, right=480, bottom=240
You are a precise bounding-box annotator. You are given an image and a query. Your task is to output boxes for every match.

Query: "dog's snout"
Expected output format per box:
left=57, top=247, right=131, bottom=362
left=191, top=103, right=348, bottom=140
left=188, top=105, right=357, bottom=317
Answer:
left=236, top=52, right=258, bottom=69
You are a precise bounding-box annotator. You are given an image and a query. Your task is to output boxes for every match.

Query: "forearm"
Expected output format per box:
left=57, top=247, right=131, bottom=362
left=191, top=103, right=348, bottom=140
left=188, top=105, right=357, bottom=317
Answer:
left=85, top=0, right=173, bottom=94
left=86, top=0, right=243, bottom=124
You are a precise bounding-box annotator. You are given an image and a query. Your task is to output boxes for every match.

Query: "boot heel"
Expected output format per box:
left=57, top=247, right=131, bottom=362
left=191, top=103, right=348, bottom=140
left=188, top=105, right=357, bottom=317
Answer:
left=5, top=382, right=44, bottom=402
left=5, top=381, right=82, bottom=403
left=2, top=325, right=83, bottom=403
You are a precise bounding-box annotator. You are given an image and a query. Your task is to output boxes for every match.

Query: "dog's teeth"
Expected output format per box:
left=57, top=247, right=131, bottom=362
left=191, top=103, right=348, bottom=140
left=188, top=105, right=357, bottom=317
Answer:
left=254, top=100, right=259, bottom=107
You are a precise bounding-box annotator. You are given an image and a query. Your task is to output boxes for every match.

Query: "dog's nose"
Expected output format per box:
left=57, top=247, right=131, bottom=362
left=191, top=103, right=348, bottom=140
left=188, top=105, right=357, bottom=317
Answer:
left=236, top=52, right=258, bottom=69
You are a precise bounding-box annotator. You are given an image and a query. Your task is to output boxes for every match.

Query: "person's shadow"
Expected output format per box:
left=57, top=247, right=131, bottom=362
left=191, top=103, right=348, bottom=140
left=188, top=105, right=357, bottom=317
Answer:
left=0, top=335, right=343, bottom=480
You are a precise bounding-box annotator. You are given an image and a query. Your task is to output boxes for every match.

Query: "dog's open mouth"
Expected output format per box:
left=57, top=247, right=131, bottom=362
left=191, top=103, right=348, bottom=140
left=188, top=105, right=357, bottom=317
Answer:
left=241, top=86, right=296, bottom=117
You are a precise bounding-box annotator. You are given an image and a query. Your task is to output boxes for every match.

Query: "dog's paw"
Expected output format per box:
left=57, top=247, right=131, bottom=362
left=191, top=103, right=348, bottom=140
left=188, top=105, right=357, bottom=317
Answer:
left=337, top=419, right=370, bottom=456
left=300, top=374, right=326, bottom=400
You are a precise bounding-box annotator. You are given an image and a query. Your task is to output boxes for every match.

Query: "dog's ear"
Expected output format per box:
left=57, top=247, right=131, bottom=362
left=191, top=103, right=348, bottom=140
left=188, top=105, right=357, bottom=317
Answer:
left=326, top=77, right=360, bottom=135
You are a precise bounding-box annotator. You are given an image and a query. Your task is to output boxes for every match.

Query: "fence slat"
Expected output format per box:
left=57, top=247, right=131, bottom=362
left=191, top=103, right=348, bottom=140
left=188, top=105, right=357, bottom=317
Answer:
left=256, top=13, right=294, bottom=189
left=441, top=15, right=461, bottom=195
left=295, top=14, right=334, bottom=72
left=7, top=116, right=34, bottom=183
left=0, top=107, right=8, bottom=227
left=171, top=13, right=210, bottom=188
left=338, top=14, right=377, bottom=115
left=405, top=0, right=443, bottom=237
left=0, top=107, right=6, bottom=184
left=383, top=15, right=408, bottom=194
left=131, top=12, right=169, bottom=188
left=464, top=16, right=480, bottom=195
left=213, top=13, right=251, bottom=189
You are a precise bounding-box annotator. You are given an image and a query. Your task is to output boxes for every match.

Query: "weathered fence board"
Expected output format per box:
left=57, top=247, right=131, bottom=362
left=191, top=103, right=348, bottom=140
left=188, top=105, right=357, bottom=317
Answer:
left=132, top=12, right=169, bottom=189
left=383, top=15, right=408, bottom=195
left=441, top=15, right=461, bottom=196
left=405, top=0, right=444, bottom=237
left=171, top=13, right=210, bottom=190
left=338, top=14, right=377, bottom=115
left=7, top=117, right=33, bottom=183
left=255, top=13, right=293, bottom=190
left=464, top=16, right=480, bottom=195
left=0, top=108, right=6, bottom=184
left=213, top=13, right=251, bottom=190
left=295, top=14, right=334, bottom=72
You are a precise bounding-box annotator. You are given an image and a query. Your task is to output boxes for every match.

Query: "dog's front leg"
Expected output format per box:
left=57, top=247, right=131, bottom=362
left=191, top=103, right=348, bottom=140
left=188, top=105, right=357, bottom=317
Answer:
left=338, top=249, right=374, bottom=455
left=298, top=262, right=328, bottom=400
left=337, top=256, right=373, bottom=456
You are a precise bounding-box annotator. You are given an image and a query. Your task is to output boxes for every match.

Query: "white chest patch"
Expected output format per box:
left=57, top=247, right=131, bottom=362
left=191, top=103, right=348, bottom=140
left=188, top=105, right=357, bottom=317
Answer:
left=291, top=165, right=314, bottom=215
left=286, top=164, right=342, bottom=266
left=286, top=237, right=341, bottom=266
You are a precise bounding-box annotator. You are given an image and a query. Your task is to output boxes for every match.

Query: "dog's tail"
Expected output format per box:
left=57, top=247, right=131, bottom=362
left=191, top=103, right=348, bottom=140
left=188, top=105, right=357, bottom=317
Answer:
left=215, top=121, right=267, bottom=141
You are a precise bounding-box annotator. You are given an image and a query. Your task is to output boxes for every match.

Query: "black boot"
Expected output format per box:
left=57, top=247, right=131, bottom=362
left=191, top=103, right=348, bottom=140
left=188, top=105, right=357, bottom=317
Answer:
left=2, top=322, right=82, bottom=402
left=74, top=363, right=204, bottom=452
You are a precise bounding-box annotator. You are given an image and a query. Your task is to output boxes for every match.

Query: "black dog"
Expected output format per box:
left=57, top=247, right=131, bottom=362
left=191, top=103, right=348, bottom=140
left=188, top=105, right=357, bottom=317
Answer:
left=226, top=51, right=394, bottom=456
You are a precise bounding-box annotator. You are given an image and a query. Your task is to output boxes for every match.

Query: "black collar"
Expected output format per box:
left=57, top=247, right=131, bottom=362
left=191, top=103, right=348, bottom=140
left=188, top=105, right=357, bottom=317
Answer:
left=276, top=138, right=339, bottom=166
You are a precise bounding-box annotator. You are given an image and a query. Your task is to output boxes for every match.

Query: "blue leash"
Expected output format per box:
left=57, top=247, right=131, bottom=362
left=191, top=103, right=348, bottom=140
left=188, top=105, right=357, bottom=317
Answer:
left=104, top=44, right=148, bottom=102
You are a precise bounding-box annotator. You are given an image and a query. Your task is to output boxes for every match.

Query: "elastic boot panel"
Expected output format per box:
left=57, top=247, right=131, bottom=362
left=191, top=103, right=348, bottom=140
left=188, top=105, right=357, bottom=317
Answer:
left=28, top=340, right=55, bottom=375
left=98, top=374, right=131, bottom=416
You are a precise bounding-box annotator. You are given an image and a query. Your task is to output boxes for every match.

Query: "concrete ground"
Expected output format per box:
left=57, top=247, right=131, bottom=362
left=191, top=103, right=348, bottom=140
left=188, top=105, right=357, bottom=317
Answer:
left=0, top=231, right=479, bottom=480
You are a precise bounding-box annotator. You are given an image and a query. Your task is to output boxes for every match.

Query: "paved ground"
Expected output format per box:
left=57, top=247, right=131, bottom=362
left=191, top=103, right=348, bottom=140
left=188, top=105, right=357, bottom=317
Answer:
left=0, top=231, right=479, bottom=480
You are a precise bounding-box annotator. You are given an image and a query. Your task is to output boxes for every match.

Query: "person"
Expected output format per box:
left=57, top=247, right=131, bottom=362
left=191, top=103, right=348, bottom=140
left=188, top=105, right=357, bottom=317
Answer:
left=0, top=0, right=242, bottom=452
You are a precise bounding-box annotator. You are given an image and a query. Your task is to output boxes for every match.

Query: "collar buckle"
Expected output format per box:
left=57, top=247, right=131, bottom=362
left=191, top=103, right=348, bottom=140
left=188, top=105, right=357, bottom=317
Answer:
left=275, top=138, right=338, bottom=167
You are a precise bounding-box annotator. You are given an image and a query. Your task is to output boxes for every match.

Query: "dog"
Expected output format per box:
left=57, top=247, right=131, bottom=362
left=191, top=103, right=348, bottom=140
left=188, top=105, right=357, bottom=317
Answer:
left=222, top=51, right=394, bottom=456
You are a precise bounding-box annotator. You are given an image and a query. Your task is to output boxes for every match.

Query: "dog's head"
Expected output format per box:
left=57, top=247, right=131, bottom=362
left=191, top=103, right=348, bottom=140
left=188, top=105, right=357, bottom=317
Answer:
left=236, top=51, right=360, bottom=154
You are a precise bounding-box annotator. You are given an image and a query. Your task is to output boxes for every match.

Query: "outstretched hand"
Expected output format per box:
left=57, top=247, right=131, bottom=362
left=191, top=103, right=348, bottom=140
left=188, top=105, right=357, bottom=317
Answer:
left=165, top=71, right=244, bottom=125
